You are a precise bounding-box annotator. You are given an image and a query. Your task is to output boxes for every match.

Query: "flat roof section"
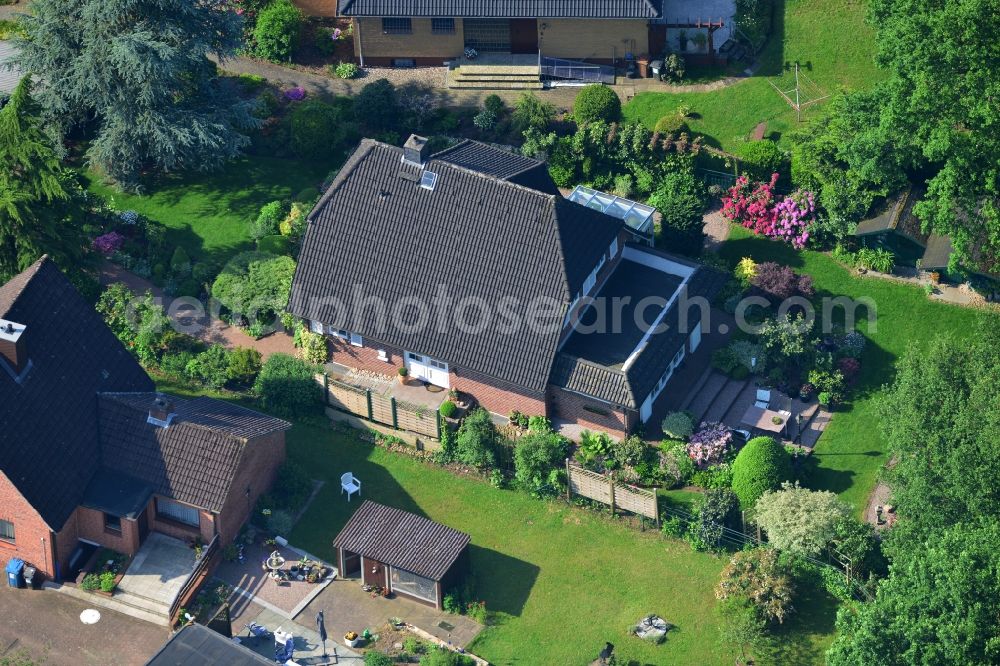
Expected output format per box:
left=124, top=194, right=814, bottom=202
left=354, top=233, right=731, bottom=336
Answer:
left=561, top=259, right=683, bottom=369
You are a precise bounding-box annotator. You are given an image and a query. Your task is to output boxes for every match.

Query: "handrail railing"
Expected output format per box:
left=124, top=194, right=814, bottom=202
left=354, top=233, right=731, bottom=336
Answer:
left=540, top=56, right=615, bottom=84
left=169, top=534, right=220, bottom=625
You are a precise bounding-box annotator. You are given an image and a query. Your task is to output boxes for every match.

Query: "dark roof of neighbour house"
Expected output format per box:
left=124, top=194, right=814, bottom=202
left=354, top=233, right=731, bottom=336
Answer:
left=0, top=257, right=154, bottom=530
left=97, top=393, right=291, bottom=513
left=145, top=623, right=273, bottom=666
left=338, top=0, right=662, bottom=18
left=552, top=251, right=727, bottom=408
left=289, top=138, right=623, bottom=394
left=333, top=501, right=470, bottom=581
left=433, top=140, right=560, bottom=194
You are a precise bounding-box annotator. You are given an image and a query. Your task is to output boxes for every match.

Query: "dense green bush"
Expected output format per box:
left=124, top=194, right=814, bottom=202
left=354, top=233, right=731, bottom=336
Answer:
left=227, top=347, right=263, bottom=386
left=364, top=653, right=394, bottom=666
left=185, top=345, right=233, bottom=389
left=253, top=0, right=302, bottom=62
left=661, top=411, right=695, bottom=440
left=453, top=408, right=498, bottom=468
left=648, top=169, right=707, bottom=256
left=353, top=79, right=398, bottom=130
left=212, top=251, right=296, bottom=324
left=731, top=436, right=792, bottom=509
left=251, top=200, right=287, bottom=240
left=572, top=84, right=621, bottom=124
left=483, top=94, right=504, bottom=116
left=439, top=400, right=457, bottom=418
left=96, top=283, right=171, bottom=366
left=419, top=648, right=475, bottom=666
left=514, top=431, right=568, bottom=493
left=654, top=113, right=689, bottom=135
left=170, top=246, right=191, bottom=277
left=512, top=92, right=555, bottom=132
left=254, top=353, right=320, bottom=417
left=736, top=140, right=788, bottom=183
left=290, top=99, right=345, bottom=159
left=333, top=61, right=359, bottom=79
left=692, top=487, right=739, bottom=550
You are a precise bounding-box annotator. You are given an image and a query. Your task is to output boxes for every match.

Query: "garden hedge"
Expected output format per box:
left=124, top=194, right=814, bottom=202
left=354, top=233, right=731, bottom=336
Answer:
left=573, top=84, right=621, bottom=124
left=731, top=436, right=792, bottom=509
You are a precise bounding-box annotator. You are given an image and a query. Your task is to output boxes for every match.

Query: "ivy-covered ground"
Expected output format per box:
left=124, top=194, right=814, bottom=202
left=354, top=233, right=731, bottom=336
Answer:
left=718, top=226, right=1000, bottom=512
left=623, top=0, right=885, bottom=152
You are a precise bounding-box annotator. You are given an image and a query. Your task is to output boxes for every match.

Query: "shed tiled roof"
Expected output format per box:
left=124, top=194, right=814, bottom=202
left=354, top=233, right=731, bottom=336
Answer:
left=289, top=139, right=622, bottom=394
left=433, top=140, right=560, bottom=194
left=333, top=501, right=469, bottom=581
left=98, top=393, right=291, bottom=512
left=338, top=0, right=662, bottom=18
left=0, top=257, right=154, bottom=530
left=552, top=258, right=727, bottom=407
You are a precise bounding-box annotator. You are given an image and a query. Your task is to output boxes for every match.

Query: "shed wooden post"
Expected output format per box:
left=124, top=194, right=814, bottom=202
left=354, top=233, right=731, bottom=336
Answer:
left=323, top=373, right=329, bottom=406
left=435, top=412, right=442, bottom=440
left=609, top=476, right=616, bottom=516
left=565, top=458, right=571, bottom=500
left=390, top=397, right=398, bottom=429
left=365, top=389, right=373, bottom=420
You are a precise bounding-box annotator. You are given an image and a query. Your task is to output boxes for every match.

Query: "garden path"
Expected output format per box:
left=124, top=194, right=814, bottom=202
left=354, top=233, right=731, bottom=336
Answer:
left=702, top=203, right=730, bottom=252
left=99, top=260, right=296, bottom=359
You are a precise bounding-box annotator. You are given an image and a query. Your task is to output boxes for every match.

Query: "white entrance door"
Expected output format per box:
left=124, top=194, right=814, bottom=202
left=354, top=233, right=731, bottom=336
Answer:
left=404, top=351, right=450, bottom=389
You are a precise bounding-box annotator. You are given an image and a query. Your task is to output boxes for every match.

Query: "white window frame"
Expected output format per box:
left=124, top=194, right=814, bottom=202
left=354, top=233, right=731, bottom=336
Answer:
left=309, top=319, right=324, bottom=334
left=349, top=333, right=363, bottom=347
left=389, top=566, right=438, bottom=604
left=0, top=518, right=14, bottom=543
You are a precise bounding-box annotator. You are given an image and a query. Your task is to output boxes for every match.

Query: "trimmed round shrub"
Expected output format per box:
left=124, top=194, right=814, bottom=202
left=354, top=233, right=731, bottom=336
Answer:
left=731, top=436, right=793, bottom=509
left=251, top=200, right=287, bottom=240
left=353, top=79, right=398, bottom=130
left=212, top=251, right=296, bottom=323
left=253, top=0, right=302, bottom=62
left=736, top=140, right=788, bottom=183
left=254, top=353, right=321, bottom=417
left=572, top=84, right=621, bottom=124
left=483, top=94, right=505, bottom=116
left=333, top=62, right=360, bottom=79
left=654, top=113, right=689, bottom=135
left=439, top=400, right=457, bottom=418
left=290, top=99, right=344, bottom=159
left=661, top=411, right=695, bottom=440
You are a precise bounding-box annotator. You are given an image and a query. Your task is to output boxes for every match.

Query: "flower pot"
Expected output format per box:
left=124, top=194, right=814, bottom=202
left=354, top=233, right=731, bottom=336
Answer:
left=345, top=637, right=361, bottom=648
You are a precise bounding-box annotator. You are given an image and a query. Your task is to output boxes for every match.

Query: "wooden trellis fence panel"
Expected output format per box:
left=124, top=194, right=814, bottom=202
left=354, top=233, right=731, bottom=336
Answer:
left=316, top=374, right=441, bottom=440
left=565, top=460, right=659, bottom=524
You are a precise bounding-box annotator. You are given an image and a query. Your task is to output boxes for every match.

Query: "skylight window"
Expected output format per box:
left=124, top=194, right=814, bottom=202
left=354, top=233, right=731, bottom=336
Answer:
left=420, top=171, right=438, bottom=191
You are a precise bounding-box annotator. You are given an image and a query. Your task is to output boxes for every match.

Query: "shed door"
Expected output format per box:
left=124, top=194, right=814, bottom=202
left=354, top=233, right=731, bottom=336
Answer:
left=509, top=19, right=538, bottom=54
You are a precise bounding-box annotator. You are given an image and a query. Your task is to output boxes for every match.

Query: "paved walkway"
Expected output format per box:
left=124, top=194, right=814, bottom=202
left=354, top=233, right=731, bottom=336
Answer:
left=117, top=533, right=194, bottom=608
left=702, top=203, right=731, bottom=253
left=100, top=261, right=297, bottom=359
left=233, top=603, right=364, bottom=665
left=0, top=583, right=168, bottom=665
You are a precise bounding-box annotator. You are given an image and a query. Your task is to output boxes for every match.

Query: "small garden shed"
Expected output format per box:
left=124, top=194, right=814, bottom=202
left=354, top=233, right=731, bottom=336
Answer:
left=333, top=501, right=470, bottom=610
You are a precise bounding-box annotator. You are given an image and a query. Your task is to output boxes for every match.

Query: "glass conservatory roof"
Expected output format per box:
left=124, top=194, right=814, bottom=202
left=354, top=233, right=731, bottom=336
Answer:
left=567, top=185, right=656, bottom=234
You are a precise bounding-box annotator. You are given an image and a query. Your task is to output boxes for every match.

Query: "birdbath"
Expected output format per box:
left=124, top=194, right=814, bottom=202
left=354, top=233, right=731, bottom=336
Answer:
left=266, top=550, right=286, bottom=578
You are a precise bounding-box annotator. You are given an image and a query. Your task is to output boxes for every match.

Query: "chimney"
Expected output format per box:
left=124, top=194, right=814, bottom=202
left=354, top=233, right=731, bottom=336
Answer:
left=0, top=319, right=28, bottom=375
left=402, top=134, right=430, bottom=166
left=147, top=394, right=176, bottom=428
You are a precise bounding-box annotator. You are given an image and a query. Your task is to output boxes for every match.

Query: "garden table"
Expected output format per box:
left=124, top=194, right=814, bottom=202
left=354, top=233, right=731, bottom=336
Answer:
left=740, top=405, right=788, bottom=436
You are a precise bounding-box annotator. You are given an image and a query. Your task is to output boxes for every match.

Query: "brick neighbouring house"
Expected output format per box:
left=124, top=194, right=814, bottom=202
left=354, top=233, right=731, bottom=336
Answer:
left=0, top=257, right=290, bottom=582
left=334, top=0, right=736, bottom=68
left=288, top=136, right=725, bottom=438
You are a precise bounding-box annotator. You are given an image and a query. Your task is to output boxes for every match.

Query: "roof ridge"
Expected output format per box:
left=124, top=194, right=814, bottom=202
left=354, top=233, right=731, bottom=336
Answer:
left=0, top=254, right=52, bottom=317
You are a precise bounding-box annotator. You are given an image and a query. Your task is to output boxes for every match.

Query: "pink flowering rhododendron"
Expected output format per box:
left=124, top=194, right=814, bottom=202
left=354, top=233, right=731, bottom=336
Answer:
left=92, top=231, right=125, bottom=255
left=721, top=173, right=815, bottom=249
left=686, top=421, right=733, bottom=469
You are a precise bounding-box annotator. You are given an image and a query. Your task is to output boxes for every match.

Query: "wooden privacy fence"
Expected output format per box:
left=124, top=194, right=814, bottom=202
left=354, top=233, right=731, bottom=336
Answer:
left=565, top=460, right=659, bottom=525
left=316, top=374, right=441, bottom=440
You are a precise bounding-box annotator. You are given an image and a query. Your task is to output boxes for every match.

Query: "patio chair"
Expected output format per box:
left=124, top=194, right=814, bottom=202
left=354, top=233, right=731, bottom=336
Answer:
left=341, top=473, right=361, bottom=502
left=755, top=388, right=771, bottom=409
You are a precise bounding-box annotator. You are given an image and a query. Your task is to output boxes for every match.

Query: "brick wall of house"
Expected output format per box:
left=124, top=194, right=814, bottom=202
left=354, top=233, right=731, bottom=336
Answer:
left=53, top=518, right=80, bottom=580
left=354, top=17, right=464, bottom=65
left=215, top=431, right=287, bottom=545
left=0, top=472, right=58, bottom=579
left=74, top=506, right=141, bottom=556
left=293, top=0, right=337, bottom=17
left=329, top=337, right=403, bottom=376
left=148, top=499, right=216, bottom=546
left=547, top=387, right=634, bottom=439
left=452, top=367, right=547, bottom=418
left=538, top=19, right=650, bottom=62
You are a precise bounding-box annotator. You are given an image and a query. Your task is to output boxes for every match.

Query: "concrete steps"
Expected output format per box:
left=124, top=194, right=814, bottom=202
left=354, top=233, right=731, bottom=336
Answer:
left=703, top=378, right=749, bottom=424
left=49, top=583, right=170, bottom=626
left=447, top=66, right=543, bottom=90
left=686, top=372, right=728, bottom=424
left=679, top=367, right=714, bottom=412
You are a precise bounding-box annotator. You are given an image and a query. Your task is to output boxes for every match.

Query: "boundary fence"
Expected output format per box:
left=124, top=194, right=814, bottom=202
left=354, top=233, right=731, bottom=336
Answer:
left=565, top=460, right=659, bottom=524
left=316, top=374, right=441, bottom=440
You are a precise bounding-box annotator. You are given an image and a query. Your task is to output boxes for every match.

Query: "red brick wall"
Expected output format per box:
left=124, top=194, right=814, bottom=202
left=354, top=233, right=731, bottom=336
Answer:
left=215, top=431, right=287, bottom=545
left=0, top=472, right=58, bottom=579
left=547, top=387, right=632, bottom=439
left=452, top=368, right=546, bottom=418
left=74, top=507, right=141, bottom=556
left=329, top=337, right=402, bottom=375
left=149, top=498, right=215, bottom=546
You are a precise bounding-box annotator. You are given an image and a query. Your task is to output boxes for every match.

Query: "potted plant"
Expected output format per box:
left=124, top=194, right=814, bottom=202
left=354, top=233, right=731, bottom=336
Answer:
left=344, top=631, right=361, bottom=648
left=771, top=415, right=783, bottom=426
left=397, top=366, right=408, bottom=384
left=799, top=383, right=814, bottom=401
left=929, top=271, right=941, bottom=284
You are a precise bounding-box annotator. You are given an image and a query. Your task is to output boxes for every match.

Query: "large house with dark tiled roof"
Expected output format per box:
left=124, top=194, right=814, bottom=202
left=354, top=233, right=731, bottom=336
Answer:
left=0, top=257, right=289, bottom=582
left=289, top=136, right=724, bottom=437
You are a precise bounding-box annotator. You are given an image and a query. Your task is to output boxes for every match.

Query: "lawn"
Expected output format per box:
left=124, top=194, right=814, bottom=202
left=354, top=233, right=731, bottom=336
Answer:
left=623, top=0, right=884, bottom=152
left=718, top=226, right=1000, bottom=511
left=280, top=421, right=836, bottom=665
left=84, top=156, right=333, bottom=267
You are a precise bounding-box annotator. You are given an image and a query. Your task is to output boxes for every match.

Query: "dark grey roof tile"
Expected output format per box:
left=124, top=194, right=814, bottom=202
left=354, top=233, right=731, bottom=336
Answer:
left=338, top=0, right=661, bottom=18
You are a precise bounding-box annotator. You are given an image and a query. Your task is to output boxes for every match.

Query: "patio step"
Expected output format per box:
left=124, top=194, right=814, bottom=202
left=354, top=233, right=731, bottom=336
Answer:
left=686, top=372, right=729, bottom=423
left=48, top=583, right=170, bottom=627
left=112, top=589, right=172, bottom=619
left=447, top=67, right=543, bottom=90
left=458, top=63, right=540, bottom=76
left=679, top=366, right=715, bottom=412
left=798, top=407, right=832, bottom=449
left=703, top=378, right=749, bottom=424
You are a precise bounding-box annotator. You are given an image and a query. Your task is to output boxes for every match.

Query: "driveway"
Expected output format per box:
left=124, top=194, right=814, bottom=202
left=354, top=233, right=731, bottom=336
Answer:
left=0, top=584, right=167, bottom=665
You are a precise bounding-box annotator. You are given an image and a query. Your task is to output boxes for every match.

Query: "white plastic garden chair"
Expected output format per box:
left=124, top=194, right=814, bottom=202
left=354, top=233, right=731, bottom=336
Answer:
left=755, top=389, right=771, bottom=409
left=341, top=473, right=361, bottom=501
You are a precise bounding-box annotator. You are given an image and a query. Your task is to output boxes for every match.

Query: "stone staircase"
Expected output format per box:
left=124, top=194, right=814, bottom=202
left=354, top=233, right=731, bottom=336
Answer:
left=702, top=377, right=749, bottom=424
left=447, top=62, right=543, bottom=90
left=52, top=582, right=172, bottom=626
